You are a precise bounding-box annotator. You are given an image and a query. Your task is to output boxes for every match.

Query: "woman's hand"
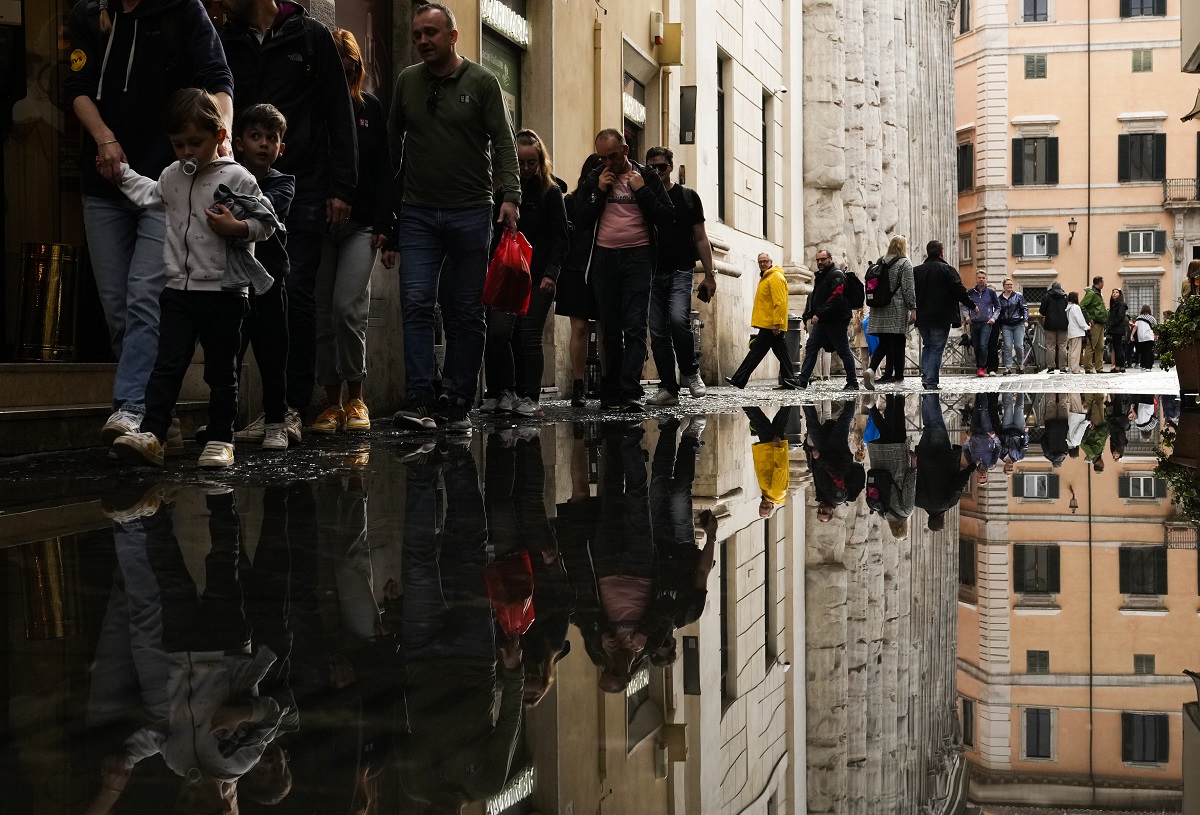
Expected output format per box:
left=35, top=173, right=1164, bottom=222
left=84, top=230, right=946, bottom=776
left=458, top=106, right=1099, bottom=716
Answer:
left=211, top=701, right=253, bottom=740
left=96, top=141, right=127, bottom=184
left=100, top=753, right=133, bottom=792
left=539, top=276, right=556, bottom=294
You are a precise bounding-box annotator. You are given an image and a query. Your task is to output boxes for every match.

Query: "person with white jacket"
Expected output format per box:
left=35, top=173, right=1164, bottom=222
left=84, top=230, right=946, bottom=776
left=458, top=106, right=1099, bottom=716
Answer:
left=1065, top=291, right=1090, bottom=374
left=110, top=89, right=277, bottom=469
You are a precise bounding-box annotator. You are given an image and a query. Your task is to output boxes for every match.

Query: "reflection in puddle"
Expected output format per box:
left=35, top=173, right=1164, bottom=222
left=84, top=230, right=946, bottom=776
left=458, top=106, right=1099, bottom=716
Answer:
left=0, top=391, right=1194, bottom=813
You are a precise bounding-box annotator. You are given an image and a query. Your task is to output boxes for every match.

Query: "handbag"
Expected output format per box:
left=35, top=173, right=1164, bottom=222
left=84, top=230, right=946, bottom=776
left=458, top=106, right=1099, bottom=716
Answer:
left=484, top=551, right=536, bottom=639
left=483, top=228, right=533, bottom=315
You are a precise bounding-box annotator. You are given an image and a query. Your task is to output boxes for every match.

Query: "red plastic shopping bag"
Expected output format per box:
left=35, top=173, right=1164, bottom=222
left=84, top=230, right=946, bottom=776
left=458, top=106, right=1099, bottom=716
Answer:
left=482, top=228, right=533, bottom=316
left=484, top=551, right=536, bottom=639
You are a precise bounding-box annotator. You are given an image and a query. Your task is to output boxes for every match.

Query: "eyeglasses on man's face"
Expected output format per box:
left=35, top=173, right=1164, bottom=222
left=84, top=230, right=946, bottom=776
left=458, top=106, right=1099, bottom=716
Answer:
left=648, top=163, right=670, bottom=173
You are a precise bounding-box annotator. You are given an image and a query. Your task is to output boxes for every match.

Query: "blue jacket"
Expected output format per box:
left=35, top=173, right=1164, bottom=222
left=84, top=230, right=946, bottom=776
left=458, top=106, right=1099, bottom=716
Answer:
left=968, top=285, right=1000, bottom=324
left=998, top=291, right=1029, bottom=326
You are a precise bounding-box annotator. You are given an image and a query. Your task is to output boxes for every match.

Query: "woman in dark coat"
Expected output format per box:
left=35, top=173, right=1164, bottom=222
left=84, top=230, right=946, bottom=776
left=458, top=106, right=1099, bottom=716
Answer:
left=1106, top=287, right=1130, bottom=372
left=556, top=154, right=606, bottom=406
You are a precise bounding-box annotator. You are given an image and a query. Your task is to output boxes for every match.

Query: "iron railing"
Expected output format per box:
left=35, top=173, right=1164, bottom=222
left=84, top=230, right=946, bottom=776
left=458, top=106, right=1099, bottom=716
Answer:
left=1163, top=178, right=1200, bottom=203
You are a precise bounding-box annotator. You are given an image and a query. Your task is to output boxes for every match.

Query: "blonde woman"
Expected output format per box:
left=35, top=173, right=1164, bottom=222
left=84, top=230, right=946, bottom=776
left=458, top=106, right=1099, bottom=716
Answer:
left=310, top=30, right=396, bottom=434
left=863, top=235, right=916, bottom=388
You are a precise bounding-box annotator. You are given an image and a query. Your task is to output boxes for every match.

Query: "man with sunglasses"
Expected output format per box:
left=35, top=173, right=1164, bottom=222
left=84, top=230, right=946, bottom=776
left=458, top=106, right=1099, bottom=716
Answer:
left=572, top=129, right=674, bottom=412
left=643, top=147, right=715, bottom=407
left=387, top=3, right=520, bottom=431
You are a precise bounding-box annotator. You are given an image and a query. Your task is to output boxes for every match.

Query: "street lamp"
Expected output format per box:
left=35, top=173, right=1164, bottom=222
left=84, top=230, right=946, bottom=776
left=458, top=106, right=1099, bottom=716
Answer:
left=1069, top=485, right=1078, bottom=514
left=1067, top=217, right=1078, bottom=245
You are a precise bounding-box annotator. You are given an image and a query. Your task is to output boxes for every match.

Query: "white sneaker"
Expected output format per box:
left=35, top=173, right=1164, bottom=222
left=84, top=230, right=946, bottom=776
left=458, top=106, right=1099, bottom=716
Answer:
left=681, top=416, right=707, bottom=440
left=198, top=441, right=235, bottom=469
left=284, top=408, right=303, bottom=443
left=646, top=388, right=680, bottom=407
left=262, top=423, right=288, bottom=450
left=513, top=396, right=542, bottom=417
left=233, top=414, right=266, bottom=443
left=101, top=408, right=143, bottom=445
left=683, top=372, right=707, bottom=398
left=862, top=369, right=876, bottom=391
left=166, top=418, right=184, bottom=457
left=499, top=391, right=516, bottom=413
left=515, top=426, right=541, bottom=443
left=112, top=431, right=165, bottom=467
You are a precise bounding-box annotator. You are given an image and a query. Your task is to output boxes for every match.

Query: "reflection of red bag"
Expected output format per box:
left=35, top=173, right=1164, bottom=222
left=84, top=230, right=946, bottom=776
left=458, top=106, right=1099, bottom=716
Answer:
left=483, top=228, right=532, bottom=315
left=484, top=551, right=535, bottom=638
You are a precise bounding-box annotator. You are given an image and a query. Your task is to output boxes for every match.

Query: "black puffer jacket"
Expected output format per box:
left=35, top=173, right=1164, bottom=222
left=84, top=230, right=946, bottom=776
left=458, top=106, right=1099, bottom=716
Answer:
left=1039, top=284, right=1069, bottom=331
left=803, top=266, right=852, bottom=327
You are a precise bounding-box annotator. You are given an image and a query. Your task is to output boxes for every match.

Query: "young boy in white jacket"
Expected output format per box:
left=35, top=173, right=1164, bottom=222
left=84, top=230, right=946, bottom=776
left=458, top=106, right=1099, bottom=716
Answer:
left=111, top=89, right=277, bottom=469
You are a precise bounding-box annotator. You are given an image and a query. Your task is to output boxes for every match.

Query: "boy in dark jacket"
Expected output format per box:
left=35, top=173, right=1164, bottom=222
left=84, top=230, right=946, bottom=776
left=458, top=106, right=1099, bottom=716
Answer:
left=1039, top=282, right=1070, bottom=372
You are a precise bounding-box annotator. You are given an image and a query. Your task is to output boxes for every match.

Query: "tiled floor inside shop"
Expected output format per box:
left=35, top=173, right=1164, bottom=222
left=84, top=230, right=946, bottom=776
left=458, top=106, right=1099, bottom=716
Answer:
left=0, top=371, right=1196, bottom=814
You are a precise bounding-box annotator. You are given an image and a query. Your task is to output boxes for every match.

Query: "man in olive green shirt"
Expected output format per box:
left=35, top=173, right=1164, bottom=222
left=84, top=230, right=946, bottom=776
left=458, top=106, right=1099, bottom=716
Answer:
left=389, top=3, right=520, bottom=432
left=1079, top=275, right=1108, bottom=373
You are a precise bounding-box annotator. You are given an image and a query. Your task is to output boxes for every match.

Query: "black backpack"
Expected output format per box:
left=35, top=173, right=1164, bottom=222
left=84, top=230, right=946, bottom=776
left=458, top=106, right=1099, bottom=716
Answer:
left=842, top=269, right=865, bottom=309
left=864, top=257, right=900, bottom=308
left=865, top=468, right=893, bottom=514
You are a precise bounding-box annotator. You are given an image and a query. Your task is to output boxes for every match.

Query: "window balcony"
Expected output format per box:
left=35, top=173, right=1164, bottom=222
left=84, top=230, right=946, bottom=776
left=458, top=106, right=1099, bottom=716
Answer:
left=1163, top=179, right=1200, bottom=209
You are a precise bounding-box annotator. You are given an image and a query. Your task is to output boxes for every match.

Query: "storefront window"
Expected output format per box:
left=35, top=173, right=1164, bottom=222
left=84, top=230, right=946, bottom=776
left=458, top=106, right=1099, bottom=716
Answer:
left=481, top=29, right=521, bottom=129
left=622, top=72, right=646, bottom=160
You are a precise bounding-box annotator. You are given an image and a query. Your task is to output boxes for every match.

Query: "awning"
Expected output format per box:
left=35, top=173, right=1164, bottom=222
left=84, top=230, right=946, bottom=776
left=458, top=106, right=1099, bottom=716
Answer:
left=1183, top=89, right=1200, bottom=122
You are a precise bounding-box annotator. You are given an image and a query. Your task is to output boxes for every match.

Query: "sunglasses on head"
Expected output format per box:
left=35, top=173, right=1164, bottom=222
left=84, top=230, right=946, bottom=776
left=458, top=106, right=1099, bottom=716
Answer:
left=426, top=78, right=445, bottom=114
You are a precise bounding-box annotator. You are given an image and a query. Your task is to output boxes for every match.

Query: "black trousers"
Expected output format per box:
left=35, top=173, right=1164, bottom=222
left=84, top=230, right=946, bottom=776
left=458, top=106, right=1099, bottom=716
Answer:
left=485, top=282, right=555, bottom=400
left=239, top=279, right=290, bottom=423
left=869, top=333, right=906, bottom=379
left=283, top=195, right=325, bottom=419
left=142, top=288, right=248, bottom=443
left=730, top=328, right=797, bottom=387
left=590, top=246, right=653, bottom=403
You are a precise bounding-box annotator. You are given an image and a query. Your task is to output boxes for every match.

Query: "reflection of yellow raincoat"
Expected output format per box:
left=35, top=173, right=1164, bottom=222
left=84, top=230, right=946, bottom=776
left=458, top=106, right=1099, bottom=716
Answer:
left=751, top=265, right=789, bottom=331
left=753, top=439, right=789, bottom=504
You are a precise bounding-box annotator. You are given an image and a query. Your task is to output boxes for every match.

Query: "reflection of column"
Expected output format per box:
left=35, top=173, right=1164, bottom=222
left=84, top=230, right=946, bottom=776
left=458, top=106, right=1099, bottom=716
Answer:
left=21, top=537, right=78, bottom=640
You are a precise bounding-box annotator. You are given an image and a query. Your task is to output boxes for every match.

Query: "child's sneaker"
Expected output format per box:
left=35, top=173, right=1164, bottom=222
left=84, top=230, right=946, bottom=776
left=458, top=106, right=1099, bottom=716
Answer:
left=310, top=405, right=345, bottom=435
left=262, top=423, right=288, bottom=450
left=165, top=418, right=184, bottom=457
left=234, top=414, right=266, bottom=443
left=112, top=432, right=166, bottom=467
left=344, top=398, right=371, bottom=431
left=198, top=441, right=235, bottom=469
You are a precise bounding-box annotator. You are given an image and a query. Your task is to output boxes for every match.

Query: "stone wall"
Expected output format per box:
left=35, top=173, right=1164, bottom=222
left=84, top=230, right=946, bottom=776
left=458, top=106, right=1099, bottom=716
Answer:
left=802, top=0, right=958, bottom=274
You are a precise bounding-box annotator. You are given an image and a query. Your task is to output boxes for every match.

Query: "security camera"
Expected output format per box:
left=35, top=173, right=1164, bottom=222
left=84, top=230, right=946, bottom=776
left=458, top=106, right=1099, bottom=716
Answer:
left=774, top=85, right=788, bottom=95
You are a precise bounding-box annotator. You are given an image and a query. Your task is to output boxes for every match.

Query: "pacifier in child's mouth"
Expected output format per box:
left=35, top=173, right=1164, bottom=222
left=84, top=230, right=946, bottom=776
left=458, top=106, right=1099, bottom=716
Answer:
left=181, top=158, right=198, bottom=176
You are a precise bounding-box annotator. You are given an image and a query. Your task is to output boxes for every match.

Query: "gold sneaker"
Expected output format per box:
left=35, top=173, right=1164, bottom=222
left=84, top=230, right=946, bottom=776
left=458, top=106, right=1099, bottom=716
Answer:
left=344, top=398, right=371, bottom=432
left=310, top=405, right=345, bottom=435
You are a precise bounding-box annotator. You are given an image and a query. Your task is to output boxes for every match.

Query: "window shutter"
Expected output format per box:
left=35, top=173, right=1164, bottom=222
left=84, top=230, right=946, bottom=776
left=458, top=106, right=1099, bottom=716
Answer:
left=1157, top=714, right=1170, bottom=760
left=1122, top=712, right=1134, bottom=761
left=1119, top=476, right=1131, bottom=498
left=1047, top=474, right=1060, bottom=498
left=1014, top=545, right=1027, bottom=592
left=1013, top=474, right=1026, bottom=497
left=1154, top=478, right=1167, bottom=498
left=1118, top=134, right=1131, bottom=183
left=1013, top=138, right=1025, bottom=185
left=1155, top=546, right=1168, bottom=594
left=1046, top=138, right=1059, bottom=184
left=1154, top=231, right=1167, bottom=254
left=1119, top=548, right=1132, bottom=593
left=1154, top=0, right=1167, bottom=15
left=1153, top=133, right=1167, bottom=181
left=1047, top=233, right=1060, bottom=257
left=1012, top=234, right=1025, bottom=258
left=1047, top=546, right=1061, bottom=592
left=1118, top=231, right=1131, bottom=254
left=1036, top=709, right=1051, bottom=755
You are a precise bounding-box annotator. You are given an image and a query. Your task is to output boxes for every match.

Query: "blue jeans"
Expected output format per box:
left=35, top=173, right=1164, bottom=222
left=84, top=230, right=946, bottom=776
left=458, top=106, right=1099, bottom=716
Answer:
left=649, top=268, right=698, bottom=393
left=651, top=427, right=700, bottom=548
left=971, top=322, right=993, bottom=370
left=590, top=246, right=653, bottom=402
left=797, top=322, right=857, bottom=385
left=82, top=195, right=168, bottom=414
left=917, top=325, right=949, bottom=387
left=397, top=205, right=493, bottom=403
left=1001, top=324, right=1025, bottom=368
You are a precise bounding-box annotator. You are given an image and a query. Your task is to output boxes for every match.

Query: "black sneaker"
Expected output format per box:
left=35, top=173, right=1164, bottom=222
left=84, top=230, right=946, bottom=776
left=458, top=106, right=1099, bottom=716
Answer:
left=621, top=400, right=646, bottom=414
left=843, top=381, right=860, bottom=391
left=571, top=379, right=586, bottom=408
left=393, top=399, right=437, bottom=430
left=445, top=399, right=473, bottom=434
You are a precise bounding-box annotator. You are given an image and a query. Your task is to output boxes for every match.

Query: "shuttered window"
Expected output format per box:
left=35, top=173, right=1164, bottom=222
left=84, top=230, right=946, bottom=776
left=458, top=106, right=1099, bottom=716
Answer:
left=1025, top=708, right=1053, bottom=759
left=1023, top=0, right=1049, bottom=22
left=958, top=143, right=975, bottom=193
left=1119, top=546, right=1168, bottom=595
left=1117, top=230, right=1167, bottom=256
left=1025, top=54, right=1047, bottom=79
left=1122, top=713, right=1169, bottom=763
left=1013, top=137, right=1059, bottom=185
left=1027, top=650, right=1050, bottom=674
left=1119, top=474, right=1168, bottom=499
left=1132, top=49, right=1153, bottom=72
left=1012, top=472, right=1060, bottom=497
left=1014, top=545, right=1061, bottom=593
left=1118, top=133, right=1167, bottom=183
left=1122, top=0, right=1167, bottom=17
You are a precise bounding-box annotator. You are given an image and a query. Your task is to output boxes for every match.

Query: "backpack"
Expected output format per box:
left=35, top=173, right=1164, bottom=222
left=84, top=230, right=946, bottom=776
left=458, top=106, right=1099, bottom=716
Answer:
left=864, top=257, right=900, bottom=308
left=865, top=468, right=893, bottom=514
left=842, top=269, right=866, bottom=309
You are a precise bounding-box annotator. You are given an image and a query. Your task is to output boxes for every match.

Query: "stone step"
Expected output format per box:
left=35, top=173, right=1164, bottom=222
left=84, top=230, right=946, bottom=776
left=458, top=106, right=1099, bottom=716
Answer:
left=0, top=362, right=210, bottom=408
left=0, top=400, right=207, bottom=456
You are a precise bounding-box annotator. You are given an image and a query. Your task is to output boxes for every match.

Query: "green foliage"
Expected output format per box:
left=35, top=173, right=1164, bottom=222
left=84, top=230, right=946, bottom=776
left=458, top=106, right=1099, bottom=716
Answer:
left=1154, top=294, right=1200, bottom=371
left=1156, top=425, right=1200, bottom=525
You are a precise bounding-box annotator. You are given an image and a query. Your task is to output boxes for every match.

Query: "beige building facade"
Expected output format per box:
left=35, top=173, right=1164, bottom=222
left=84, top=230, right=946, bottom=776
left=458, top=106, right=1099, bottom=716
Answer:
left=955, top=0, right=1197, bottom=319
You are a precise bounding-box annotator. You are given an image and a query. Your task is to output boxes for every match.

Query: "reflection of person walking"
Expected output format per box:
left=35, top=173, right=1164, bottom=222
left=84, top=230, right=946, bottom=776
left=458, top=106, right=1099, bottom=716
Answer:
left=744, top=406, right=794, bottom=516
left=727, top=254, right=800, bottom=389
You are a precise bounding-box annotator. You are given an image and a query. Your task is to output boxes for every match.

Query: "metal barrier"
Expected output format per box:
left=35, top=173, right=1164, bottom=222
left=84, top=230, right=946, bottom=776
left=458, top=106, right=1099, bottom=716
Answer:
left=17, top=243, right=80, bottom=361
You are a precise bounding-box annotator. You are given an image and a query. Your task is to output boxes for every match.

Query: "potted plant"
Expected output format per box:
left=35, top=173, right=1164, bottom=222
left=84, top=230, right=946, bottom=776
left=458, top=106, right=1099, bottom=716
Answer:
left=1154, top=294, right=1200, bottom=394
left=1157, top=421, right=1200, bottom=526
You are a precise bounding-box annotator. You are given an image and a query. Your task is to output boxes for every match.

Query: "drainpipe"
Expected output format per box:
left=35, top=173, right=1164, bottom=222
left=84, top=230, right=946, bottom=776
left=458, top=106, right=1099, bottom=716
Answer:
left=593, top=17, right=604, bottom=136
left=1085, top=0, right=1092, bottom=290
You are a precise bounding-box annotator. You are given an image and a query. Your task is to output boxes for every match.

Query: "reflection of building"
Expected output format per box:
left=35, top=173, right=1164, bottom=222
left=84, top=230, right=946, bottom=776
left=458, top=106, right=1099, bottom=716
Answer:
left=955, top=0, right=1194, bottom=315
left=957, top=395, right=1199, bottom=808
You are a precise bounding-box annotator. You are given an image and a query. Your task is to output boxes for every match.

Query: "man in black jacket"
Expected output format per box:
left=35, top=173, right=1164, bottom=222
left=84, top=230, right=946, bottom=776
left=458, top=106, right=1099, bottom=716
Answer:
left=571, top=129, right=674, bottom=412
left=217, top=0, right=358, bottom=437
left=797, top=249, right=859, bottom=390
left=915, top=394, right=973, bottom=532
left=913, top=240, right=976, bottom=390
left=802, top=401, right=865, bottom=521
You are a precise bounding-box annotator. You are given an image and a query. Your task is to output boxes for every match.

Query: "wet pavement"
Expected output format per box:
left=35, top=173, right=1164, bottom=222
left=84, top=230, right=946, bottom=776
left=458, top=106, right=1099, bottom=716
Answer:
left=0, top=374, right=1196, bottom=814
